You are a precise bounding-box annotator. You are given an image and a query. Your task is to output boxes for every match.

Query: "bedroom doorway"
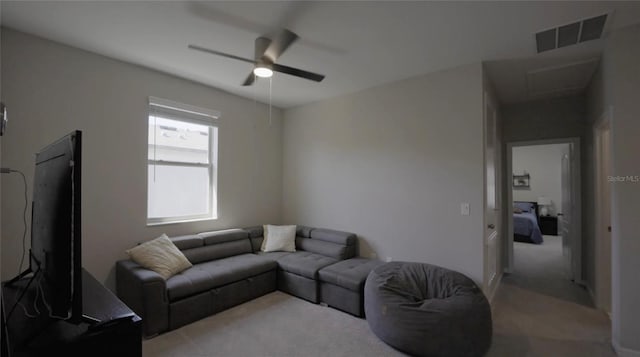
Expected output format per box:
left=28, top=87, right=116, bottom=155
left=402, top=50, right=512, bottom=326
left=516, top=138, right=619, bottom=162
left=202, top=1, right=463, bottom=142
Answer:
left=505, top=138, right=586, bottom=305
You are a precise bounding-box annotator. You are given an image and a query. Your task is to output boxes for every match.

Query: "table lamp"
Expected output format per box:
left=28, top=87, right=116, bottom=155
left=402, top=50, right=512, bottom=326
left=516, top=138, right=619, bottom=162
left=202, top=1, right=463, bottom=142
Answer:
left=537, top=196, right=551, bottom=216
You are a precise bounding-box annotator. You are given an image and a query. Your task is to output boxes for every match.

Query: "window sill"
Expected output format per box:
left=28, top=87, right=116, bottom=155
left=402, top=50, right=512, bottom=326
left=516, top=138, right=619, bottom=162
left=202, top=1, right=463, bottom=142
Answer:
left=147, top=216, right=218, bottom=227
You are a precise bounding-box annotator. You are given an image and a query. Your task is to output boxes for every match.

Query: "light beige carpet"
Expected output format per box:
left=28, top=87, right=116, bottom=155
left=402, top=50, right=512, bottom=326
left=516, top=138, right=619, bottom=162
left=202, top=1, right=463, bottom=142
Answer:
left=503, top=235, right=593, bottom=307
left=143, top=291, right=405, bottom=357
left=488, top=284, right=615, bottom=357
left=488, top=235, right=614, bottom=356
left=144, top=236, right=614, bottom=356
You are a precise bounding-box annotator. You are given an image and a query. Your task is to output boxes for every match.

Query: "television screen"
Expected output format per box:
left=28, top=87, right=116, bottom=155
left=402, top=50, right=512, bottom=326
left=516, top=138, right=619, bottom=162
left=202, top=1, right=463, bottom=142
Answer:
left=30, top=130, right=82, bottom=321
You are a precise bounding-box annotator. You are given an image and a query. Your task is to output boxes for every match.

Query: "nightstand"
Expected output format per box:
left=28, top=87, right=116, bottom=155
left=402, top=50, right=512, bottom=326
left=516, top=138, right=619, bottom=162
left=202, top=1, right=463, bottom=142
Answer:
left=539, top=215, right=558, bottom=236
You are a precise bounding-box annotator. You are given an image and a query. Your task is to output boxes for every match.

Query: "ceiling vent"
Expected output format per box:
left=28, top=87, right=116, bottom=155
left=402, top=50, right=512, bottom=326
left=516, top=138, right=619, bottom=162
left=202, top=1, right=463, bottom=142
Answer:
left=536, top=14, right=608, bottom=53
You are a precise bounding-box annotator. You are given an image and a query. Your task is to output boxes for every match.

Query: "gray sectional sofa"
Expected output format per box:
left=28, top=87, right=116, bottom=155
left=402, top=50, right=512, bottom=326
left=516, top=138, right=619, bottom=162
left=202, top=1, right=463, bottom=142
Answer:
left=116, top=225, right=360, bottom=337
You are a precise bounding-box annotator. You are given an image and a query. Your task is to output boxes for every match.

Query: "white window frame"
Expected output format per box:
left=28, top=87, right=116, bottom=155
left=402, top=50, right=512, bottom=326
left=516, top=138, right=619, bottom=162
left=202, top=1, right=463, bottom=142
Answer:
left=147, top=96, right=220, bottom=225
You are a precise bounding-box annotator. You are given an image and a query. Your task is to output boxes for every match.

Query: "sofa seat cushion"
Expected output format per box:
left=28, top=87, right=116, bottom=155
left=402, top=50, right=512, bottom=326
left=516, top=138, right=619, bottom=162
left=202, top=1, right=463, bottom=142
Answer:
left=255, top=251, right=293, bottom=261
left=277, top=252, right=338, bottom=280
left=166, top=254, right=277, bottom=302
left=318, top=258, right=383, bottom=292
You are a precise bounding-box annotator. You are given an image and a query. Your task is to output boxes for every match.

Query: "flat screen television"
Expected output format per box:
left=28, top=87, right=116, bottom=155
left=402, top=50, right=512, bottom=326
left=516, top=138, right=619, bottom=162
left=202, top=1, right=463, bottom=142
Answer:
left=9, top=130, right=83, bottom=322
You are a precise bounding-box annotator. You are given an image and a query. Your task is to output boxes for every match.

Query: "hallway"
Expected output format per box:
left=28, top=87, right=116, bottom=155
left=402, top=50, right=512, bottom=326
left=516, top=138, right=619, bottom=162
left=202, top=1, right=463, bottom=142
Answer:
left=504, top=235, right=592, bottom=307
left=488, top=235, right=614, bottom=356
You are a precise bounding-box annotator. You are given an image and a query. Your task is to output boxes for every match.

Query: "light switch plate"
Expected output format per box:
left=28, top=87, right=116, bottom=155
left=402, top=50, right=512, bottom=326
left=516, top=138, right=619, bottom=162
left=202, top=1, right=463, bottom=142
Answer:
left=461, top=203, right=470, bottom=216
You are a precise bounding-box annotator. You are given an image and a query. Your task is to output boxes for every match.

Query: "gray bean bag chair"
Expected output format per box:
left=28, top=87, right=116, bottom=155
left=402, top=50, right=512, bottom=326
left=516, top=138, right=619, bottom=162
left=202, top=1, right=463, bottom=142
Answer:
left=364, top=262, right=492, bottom=357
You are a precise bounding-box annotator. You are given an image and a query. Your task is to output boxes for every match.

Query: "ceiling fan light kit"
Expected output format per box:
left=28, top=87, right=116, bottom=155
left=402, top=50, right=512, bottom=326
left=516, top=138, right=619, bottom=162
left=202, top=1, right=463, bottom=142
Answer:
left=189, top=28, right=325, bottom=86
left=253, top=65, right=273, bottom=78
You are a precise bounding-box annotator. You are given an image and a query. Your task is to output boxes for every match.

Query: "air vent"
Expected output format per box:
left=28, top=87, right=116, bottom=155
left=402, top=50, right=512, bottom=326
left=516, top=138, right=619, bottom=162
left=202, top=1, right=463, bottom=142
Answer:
left=558, top=22, right=580, bottom=48
left=536, top=29, right=557, bottom=53
left=536, top=13, right=608, bottom=53
left=580, top=14, right=608, bottom=42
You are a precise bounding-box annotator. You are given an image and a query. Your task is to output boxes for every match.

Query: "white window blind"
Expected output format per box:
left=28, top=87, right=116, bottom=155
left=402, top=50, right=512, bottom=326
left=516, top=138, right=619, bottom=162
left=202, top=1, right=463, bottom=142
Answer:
left=147, top=97, right=219, bottom=225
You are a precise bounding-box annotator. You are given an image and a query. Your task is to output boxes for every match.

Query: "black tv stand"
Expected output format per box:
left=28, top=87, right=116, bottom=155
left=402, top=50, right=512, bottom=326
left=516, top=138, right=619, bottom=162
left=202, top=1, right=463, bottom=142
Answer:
left=1, top=269, right=141, bottom=357
left=82, top=313, right=101, bottom=324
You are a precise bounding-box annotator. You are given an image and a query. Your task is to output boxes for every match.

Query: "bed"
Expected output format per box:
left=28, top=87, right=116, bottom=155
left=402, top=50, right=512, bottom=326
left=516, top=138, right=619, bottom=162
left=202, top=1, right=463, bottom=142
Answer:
left=513, top=201, right=543, bottom=244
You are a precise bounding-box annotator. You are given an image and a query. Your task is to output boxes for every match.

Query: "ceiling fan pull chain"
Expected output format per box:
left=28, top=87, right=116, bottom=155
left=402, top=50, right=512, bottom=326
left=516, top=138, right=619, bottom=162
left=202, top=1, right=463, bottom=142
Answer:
left=269, top=77, right=273, bottom=127
left=252, top=73, right=258, bottom=106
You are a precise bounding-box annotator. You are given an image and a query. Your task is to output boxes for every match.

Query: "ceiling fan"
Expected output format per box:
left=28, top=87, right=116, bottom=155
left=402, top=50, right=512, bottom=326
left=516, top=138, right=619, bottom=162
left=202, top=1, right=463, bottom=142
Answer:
left=188, top=29, right=325, bottom=86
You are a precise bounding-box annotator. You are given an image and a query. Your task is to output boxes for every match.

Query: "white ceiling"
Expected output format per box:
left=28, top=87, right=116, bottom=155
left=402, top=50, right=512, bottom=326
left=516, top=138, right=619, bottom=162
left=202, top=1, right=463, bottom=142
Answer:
left=2, top=1, right=640, bottom=108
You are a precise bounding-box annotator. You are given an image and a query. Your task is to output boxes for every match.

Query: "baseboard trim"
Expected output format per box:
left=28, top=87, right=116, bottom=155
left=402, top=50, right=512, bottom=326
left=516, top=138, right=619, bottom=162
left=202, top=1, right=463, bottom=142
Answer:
left=613, top=340, right=640, bottom=357
left=586, top=283, right=597, bottom=306
left=574, top=278, right=588, bottom=288
left=487, top=272, right=503, bottom=303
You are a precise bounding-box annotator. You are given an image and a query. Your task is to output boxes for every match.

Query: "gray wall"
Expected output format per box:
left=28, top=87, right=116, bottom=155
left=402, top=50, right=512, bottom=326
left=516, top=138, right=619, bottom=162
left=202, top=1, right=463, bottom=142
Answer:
left=594, top=23, right=640, bottom=354
left=282, top=63, right=486, bottom=284
left=501, top=95, right=586, bottom=142
left=0, top=29, right=283, bottom=288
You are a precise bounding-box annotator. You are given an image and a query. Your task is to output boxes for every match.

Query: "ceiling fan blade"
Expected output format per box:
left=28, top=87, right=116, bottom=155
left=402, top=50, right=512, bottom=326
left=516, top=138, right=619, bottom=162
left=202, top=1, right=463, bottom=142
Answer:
left=263, top=29, right=299, bottom=62
left=188, top=44, right=256, bottom=64
left=272, top=63, right=325, bottom=82
left=242, top=73, right=256, bottom=86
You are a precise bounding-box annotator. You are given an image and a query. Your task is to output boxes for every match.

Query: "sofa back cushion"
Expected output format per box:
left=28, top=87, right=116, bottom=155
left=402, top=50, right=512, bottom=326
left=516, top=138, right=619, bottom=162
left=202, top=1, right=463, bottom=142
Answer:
left=246, top=226, right=265, bottom=252
left=180, top=229, right=251, bottom=264
left=245, top=226, right=356, bottom=260
left=170, top=234, right=203, bottom=250
left=295, top=237, right=354, bottom=260
left=304, top=228, right=357, bottom=260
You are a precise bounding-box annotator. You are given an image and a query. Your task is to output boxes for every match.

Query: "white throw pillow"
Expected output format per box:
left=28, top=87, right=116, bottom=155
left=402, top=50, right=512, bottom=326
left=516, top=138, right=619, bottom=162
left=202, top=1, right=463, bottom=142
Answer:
left=261, top=225, right=296, bottom=253
left=126, top=234, right=192, bottom=280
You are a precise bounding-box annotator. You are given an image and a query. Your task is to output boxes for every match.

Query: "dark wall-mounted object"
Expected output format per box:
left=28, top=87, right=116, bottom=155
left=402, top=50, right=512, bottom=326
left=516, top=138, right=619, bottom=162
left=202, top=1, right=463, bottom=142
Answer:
left=0, top=102, right=7, bottom=136
left=513, top=173, right=530, bottom=188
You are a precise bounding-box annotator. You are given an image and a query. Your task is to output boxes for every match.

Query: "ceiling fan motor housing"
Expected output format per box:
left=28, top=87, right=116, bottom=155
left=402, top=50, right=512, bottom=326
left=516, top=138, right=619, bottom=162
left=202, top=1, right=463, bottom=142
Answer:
left=255, top=37, right=272, bottom=62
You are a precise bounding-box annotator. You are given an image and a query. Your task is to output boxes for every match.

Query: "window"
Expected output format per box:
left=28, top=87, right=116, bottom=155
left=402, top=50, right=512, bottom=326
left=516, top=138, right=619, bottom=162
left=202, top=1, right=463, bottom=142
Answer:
left=147, top=97, right=219, bottom=225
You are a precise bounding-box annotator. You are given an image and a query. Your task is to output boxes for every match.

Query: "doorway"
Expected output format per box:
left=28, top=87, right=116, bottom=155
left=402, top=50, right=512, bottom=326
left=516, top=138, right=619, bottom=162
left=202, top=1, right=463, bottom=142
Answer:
left=504, top=138, right=589, bottom=306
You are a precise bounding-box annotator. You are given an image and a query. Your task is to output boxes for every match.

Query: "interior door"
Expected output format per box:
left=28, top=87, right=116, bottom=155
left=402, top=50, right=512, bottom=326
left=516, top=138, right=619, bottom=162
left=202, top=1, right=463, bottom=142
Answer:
left=595, top=122, right=612, bottom=311
left=560, top=144, right=573, bottom=280
left=484, top=92, right=498, bottom=292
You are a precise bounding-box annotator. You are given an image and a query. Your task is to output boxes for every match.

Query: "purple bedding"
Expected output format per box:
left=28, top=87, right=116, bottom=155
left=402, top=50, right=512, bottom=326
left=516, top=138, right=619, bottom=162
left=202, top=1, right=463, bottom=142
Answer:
left=513, top=201, right=543, bottom=244
left=513, top=212, right=543, bottom=244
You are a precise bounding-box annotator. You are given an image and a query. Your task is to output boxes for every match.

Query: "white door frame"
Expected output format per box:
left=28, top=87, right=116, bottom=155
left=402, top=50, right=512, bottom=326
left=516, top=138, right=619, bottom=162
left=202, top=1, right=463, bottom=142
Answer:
left=593, top=107, right=613, bottom=311
left=505, top=137, right=582, bottom=284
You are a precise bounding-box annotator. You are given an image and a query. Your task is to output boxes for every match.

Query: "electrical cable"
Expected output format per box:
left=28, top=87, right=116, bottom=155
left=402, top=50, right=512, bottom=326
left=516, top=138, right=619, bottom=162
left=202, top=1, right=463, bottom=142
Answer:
left=13, top=169, right=28, bottom=276
left=5, top=268, right=40, bottom=322
left=0, top=168, right=28, bottom=276
left=37, top=270, right=55, bottom=318
left=18, top=272, right=42, bottom=319
left=269, top=76, right=273, bottom=127
left=1, top=168, right=40, bottom=321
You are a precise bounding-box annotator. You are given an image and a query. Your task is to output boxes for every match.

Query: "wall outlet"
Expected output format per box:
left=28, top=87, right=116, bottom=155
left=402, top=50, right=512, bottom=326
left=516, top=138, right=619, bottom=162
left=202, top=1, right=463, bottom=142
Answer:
left=461, top=203, right=470, bottom=216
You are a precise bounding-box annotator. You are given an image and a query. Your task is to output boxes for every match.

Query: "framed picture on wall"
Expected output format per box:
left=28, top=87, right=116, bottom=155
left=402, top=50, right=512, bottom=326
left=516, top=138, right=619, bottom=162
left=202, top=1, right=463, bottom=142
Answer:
left=513, top=174, right=530, bottom=188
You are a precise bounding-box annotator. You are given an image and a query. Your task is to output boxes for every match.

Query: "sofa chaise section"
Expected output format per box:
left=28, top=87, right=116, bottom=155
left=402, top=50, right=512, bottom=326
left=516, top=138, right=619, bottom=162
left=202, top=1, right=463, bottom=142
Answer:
left=246, top=226, right=357, bottom=303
